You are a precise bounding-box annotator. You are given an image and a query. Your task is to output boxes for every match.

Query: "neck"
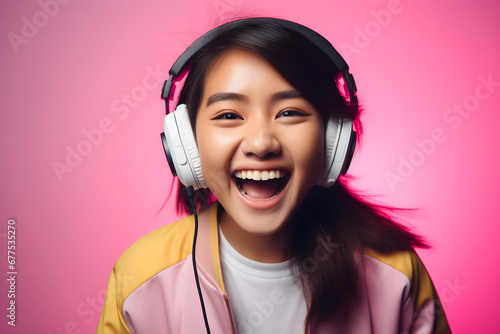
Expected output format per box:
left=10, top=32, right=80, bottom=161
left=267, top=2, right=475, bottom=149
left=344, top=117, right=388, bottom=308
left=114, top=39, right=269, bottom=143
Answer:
left=219, top=209, right=293, bottom=263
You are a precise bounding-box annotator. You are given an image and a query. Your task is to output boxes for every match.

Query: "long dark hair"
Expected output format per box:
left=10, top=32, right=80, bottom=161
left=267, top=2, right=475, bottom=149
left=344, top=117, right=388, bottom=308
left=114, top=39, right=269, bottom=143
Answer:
left=174, top=18, right=428, bottom=330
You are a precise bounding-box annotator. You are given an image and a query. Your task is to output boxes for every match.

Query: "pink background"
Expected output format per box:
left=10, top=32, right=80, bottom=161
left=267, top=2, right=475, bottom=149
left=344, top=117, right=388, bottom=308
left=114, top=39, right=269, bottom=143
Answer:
left=1, top=0, right=499, bottom=333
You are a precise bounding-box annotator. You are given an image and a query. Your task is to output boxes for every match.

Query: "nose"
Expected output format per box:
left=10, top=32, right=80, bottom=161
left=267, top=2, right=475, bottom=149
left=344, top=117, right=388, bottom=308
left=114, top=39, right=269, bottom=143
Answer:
left=241, top=127, right=281, bottom=158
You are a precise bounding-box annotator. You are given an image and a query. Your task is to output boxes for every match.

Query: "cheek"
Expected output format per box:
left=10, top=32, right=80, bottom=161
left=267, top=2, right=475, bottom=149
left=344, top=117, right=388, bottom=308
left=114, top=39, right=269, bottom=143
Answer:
left=196, top=129, right=234, bottom=196
left=291, top=125, right=325, bottom=176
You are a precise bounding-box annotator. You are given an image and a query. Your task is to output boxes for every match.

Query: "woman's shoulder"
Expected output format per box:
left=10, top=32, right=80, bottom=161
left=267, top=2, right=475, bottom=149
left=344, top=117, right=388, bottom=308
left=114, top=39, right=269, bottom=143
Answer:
left=111, top=214, right=196, bottom=286
left=363, top=248, right=422, bottom=282
left=362, top=248, right=437, bottom=302
left=362, top=249, right=450, bottom=332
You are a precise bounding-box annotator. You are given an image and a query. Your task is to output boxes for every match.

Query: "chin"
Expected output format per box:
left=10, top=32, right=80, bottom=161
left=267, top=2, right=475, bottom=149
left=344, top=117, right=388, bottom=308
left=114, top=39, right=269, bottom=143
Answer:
left=224, top=195, right=297, bottom=236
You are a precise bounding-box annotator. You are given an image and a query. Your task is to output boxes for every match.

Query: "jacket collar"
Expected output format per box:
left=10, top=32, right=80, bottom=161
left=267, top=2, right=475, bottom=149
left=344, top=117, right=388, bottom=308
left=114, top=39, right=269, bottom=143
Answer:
left=195, top=202, right=226, bottom=292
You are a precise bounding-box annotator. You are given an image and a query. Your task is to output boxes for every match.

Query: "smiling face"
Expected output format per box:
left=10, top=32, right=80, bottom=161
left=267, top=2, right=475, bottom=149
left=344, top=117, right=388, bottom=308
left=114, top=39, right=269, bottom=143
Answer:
left=195, top=50, right=324, bottom=260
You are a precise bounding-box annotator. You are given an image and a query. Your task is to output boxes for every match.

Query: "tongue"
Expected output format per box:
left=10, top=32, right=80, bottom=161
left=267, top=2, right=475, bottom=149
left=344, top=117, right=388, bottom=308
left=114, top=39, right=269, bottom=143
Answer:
left=240, top=179, right=280, bottom=199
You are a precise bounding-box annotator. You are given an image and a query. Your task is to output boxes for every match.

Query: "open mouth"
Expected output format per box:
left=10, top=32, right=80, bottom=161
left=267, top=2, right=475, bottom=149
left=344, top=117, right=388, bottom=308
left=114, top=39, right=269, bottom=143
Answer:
left=233, top=169, right=290, bottom=201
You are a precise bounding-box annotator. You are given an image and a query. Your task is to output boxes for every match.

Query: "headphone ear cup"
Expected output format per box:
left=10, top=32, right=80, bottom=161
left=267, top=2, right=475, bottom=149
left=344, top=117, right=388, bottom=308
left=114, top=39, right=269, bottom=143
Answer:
left=162, top=104, right=206, bottom=189
left=317, top=117, right=355, bottom=187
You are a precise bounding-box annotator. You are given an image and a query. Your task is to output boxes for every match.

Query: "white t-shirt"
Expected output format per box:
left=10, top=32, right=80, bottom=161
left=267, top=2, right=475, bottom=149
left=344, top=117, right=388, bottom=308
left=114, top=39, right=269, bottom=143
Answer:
left=219, top=227, right=308, bottom=334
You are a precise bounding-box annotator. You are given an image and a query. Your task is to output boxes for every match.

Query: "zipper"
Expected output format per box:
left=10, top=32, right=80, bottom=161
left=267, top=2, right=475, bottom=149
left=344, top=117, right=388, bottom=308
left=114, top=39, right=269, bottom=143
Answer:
left=223, top=293, right=237, bottom=334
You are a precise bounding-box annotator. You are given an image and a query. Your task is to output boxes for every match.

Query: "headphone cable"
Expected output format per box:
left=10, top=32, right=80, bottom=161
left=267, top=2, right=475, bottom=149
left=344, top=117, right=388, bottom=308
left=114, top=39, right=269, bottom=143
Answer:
left=184, top=186, right=211, bottom=334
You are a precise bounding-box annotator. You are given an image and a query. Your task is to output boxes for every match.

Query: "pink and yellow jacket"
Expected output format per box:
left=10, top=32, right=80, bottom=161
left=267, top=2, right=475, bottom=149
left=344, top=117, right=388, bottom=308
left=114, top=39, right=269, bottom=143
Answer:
left=98, top=203, right=450, bottom=333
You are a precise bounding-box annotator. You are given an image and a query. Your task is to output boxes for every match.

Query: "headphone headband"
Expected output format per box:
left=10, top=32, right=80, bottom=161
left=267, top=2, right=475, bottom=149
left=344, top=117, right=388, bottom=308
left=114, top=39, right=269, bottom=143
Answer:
left=161, top=17, right=357, bottom=112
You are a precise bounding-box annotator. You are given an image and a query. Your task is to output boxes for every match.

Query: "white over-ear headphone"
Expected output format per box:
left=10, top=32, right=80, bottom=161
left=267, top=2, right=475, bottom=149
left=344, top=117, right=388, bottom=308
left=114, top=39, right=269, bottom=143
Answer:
left=162, top=104, right=206, bottom=190
left=160, top=18, right=357, bottom=190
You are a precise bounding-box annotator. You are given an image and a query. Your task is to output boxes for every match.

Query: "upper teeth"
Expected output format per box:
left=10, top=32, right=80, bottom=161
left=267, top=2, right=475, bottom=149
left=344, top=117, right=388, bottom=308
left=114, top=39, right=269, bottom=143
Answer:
left=234, top=170, right=282, bottom=181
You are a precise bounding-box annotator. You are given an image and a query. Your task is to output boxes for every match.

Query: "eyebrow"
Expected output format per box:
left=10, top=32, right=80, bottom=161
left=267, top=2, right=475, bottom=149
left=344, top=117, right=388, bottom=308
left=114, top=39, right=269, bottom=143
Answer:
left=206, top=92, right=248, bottom=106
left=270, top=90, right=305, bottom=104
left=206, top=90, right=305, bottom=107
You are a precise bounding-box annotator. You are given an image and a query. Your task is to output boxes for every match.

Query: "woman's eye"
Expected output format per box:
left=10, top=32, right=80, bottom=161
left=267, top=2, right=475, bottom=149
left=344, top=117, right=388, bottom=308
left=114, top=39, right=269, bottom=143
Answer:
left=276, top=109, right=307, bottom=118
left=213, top=112, right=242, bottom=120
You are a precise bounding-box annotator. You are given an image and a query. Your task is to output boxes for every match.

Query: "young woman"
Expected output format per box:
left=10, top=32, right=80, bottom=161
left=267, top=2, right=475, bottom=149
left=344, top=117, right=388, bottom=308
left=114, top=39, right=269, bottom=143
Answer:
left=98, top=18, right=451, bottom=333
